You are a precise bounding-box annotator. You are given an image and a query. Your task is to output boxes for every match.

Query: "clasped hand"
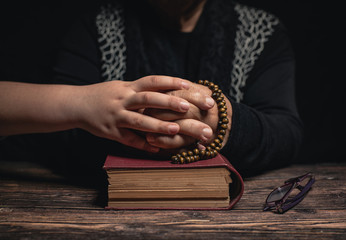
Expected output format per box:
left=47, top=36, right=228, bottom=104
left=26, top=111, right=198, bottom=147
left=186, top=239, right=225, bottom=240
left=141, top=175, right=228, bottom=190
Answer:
left=144, top=81, right=232, bottom=153
left=78, top=75, right=231, bottom=153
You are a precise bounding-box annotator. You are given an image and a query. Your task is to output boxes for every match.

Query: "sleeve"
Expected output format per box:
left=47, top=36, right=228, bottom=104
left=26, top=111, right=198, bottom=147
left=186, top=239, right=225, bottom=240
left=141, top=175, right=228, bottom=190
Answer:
left=220, top=23, right=304, bottom=176
left=51, top=11, right=101, bottom=85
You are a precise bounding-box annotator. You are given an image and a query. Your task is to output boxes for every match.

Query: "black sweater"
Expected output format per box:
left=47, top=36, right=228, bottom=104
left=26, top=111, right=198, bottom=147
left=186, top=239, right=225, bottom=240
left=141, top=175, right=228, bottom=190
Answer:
left=52, top=0, right=303, bottom=176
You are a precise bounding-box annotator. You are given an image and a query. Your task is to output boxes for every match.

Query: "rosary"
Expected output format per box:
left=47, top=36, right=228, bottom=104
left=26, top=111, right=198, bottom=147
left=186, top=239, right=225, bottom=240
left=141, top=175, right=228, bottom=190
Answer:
left=171, top=80, right=228, bottom=164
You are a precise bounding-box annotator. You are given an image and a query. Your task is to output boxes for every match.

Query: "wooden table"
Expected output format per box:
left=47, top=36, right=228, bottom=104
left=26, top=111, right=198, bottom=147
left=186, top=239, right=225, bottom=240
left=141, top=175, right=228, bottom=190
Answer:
left=0, top=160, right=345, bottom=239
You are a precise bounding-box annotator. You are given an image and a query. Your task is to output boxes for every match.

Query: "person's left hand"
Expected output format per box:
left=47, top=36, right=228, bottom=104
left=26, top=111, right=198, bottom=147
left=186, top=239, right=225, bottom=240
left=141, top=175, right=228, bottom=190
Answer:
left=144, top=82, right=232, bottom=150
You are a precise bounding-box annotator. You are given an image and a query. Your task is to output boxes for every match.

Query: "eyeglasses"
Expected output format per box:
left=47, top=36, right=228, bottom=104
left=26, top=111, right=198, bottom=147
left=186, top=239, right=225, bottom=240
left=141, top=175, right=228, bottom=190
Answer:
left=263, top=172, right=315, bottom=214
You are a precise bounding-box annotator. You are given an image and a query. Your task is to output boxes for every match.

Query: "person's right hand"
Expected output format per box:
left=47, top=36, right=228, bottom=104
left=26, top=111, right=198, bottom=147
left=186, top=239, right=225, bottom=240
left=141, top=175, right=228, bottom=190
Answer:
left=72, top=76, right=197, bottom=152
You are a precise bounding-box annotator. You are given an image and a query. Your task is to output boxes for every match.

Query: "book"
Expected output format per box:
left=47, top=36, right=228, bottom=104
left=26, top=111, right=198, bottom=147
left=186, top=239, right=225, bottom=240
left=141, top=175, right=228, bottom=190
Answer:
left=103, top=154, right=244, bottom=210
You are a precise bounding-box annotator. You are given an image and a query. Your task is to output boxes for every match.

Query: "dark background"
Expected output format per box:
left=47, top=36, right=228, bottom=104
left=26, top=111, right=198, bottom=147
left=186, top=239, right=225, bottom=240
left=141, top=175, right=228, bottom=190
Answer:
left=0, top=1, right=345, bottom=164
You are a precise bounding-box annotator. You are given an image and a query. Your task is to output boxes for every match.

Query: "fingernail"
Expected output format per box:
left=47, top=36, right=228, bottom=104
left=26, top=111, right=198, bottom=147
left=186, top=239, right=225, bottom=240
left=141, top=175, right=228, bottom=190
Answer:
left=180, top=101, right=190, bottom=111
left=168, top=124, right=179, bottom=134
left=181, top=81, right=190, bottom=89
left=197, top=143, right=206, bottom=150
left=205, top=97, right=215, bottom=108
left=202, top=128, right=213, bottom=140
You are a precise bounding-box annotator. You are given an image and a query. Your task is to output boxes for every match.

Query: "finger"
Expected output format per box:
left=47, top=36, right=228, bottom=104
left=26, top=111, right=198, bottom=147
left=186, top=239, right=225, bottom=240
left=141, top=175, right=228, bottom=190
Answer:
left=117, top=129, right=160, bottom=153
left=125, top=92, right=190, bottom=112
left=118, top=110, right=180, bottom=135
left=132, top=75, right=190, bottom=92
left=144, top=108, right=187, bottom=121
left=144, top=104, right=201, bottom=121
left=169, top=89, right=215, bottom=110
left=175, top=119, right=213, bottom=142
left=146, top=133, right=196, bottom=149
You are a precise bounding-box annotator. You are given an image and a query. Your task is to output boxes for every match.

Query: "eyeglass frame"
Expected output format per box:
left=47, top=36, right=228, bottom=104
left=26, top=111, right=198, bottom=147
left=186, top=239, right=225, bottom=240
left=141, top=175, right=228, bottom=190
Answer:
left=263, top=172, right=315, bottom=214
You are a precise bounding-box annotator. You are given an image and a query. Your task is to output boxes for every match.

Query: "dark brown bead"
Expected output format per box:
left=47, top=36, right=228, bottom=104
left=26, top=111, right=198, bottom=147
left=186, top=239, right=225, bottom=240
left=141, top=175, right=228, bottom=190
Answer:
left=206, top=151, right=211, bottom=158
left=218, top=135, right=224, bottom=141
left=214, top=150, right=218, bottom=157
left=210, top=143, right=216, bottom=149
left=185, top=156, right=191, bottom=163
left=203, top=80, right=209, bottom=86
left=217, top=89, right=222, bottom=94
left=219, top=107, right=226, bottom=113
left=220, top=113, right=227, bottom=118
left=210, top=150, right=215, bottom=158
left=182, top=152, right=187, bottom=157
left=188, top=151, right=193, bottom=156
left=193, top=148, right=199, bottom=155
left=215, top=146, right=221, bottom=152
left=179, top=157, right=184, bottom=164
left=206, top=146, right=212, bottom=152
left=190, top=156, right=195, bottom=162
left=216, top=96, right=224, bottom=102
left=222, top=118, right=229, bottom=123
left=221, top=124, right=228, bottom=129
left=195, top=155, right=200, bottom=161
left=219, top=129, right=226, bottom=135
left=176, top=153, right=181, bottom=158
left=209, top=82, right=214, bottom=89
left=217, top=102, right=225, bottom=108
left=198, top=80, right=204, bottom=85
left=200, top=150, right=206, bottom=157
left=214, top=138, right=220, bottom=144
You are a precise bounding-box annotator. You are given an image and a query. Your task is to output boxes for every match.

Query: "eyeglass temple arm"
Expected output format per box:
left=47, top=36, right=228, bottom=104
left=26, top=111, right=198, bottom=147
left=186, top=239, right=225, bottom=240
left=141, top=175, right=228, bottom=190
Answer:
left=279, top=178, right=315, bottom=213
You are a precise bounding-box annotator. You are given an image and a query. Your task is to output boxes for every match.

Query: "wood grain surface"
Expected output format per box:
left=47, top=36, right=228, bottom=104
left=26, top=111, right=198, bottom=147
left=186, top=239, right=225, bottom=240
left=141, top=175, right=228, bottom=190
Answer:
left=0, top=161, right=345, bottom=240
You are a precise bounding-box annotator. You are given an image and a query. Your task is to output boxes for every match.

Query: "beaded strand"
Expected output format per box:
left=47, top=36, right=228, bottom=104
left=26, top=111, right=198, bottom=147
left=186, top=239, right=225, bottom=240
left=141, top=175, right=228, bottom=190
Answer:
left=171, top=80, right=229, bottom=164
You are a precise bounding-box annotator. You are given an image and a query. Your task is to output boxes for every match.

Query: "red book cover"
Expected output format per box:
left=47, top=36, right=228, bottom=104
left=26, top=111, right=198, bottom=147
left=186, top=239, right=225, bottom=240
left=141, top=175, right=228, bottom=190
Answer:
left=103, top=154, right=244, bottom=210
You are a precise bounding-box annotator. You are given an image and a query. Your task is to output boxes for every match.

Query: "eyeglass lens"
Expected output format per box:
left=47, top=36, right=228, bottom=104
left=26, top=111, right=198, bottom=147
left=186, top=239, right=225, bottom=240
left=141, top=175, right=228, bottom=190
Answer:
left=267, top=184, right=292, bottom=202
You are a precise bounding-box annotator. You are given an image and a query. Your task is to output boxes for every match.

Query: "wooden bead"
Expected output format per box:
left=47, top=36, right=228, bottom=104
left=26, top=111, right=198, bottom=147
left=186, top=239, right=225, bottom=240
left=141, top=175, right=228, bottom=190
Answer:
left=216, top=96, right=224, bottom=102
left=219, top=129, right=226, bottom=135
left=185, top=156, right=191, bottom=163
left=170, top=79, right=228, bottom=164
left=217, top=102, right=225, bottom=108
left=210, top=150, right=215, bottom=158
left=206, top=151, right=211, bottom=158
left=193, top=148, right=199, bottom=155
left=220, top=113, right=227, bottom=118
left=190, top=156, right=195, bottom=162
